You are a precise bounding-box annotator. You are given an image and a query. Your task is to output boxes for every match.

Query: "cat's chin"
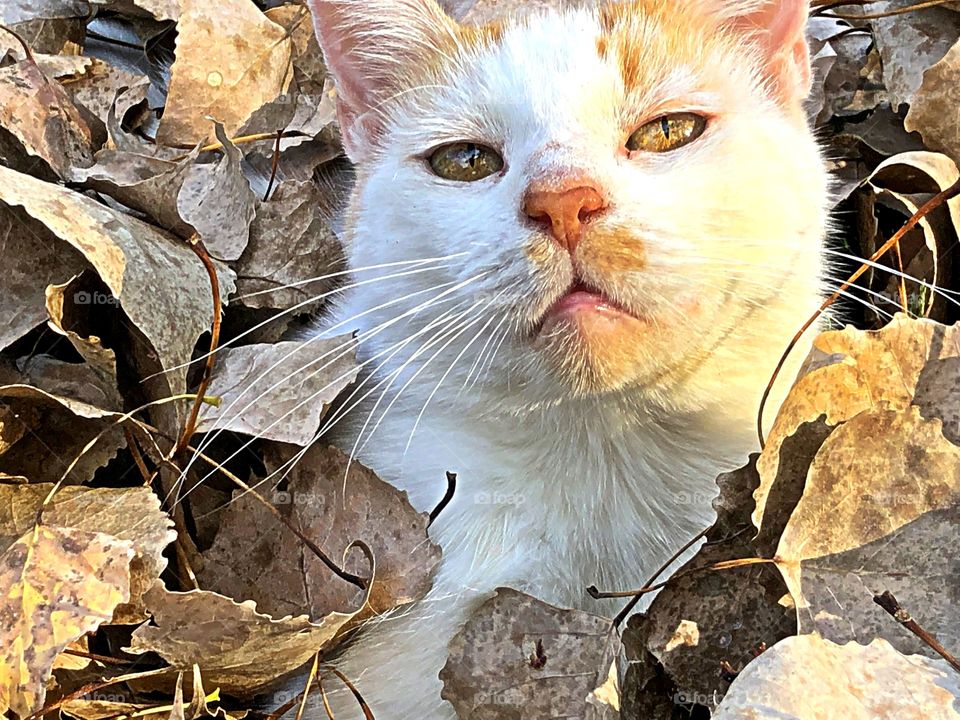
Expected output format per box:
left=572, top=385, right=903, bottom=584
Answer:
left=533, top=291, right=653, bottom=395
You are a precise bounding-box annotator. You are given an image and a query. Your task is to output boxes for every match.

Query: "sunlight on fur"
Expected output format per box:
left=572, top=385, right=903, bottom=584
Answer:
left=273, top=0, right=833, bottom=717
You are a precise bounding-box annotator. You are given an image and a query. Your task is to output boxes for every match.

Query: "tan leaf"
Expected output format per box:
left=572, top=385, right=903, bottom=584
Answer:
left=0, top=164, right=236, bottom=401
left=126, top=577, right=372, bottom=697
left=754, top=316, right=960, bottom=527
left=198, top=443, right=440, bottom=620
left=234, top=180, right=344, bottom=312
left=156, top=0, right=294, bottom=146
left=195, top=335, right=358, bottom=445
left=0, top=55, right=94, bottom=179
left=712, top=635, right=960, bottom=720
left=905, top=37, right=960, bottom=163
left=440, top=587, right=621, bottom=720
left=0, top=2, right=86, bottom=55
left=0, top=484, right=176, bottom=624
left=0, top=525, right=134, bottom=718
left=774, top=407, right=960, bottom=657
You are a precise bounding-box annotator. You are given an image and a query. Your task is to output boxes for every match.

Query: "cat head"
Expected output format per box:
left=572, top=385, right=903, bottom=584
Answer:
left=307, top=0, right=829, bottom=415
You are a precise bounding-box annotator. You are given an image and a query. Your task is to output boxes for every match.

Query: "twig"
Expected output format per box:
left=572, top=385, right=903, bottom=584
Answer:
left=757, top=177, right=960, bottom=447
left=428, top=471, right=457, bottom=527
left=174, top=235, right=221, bottom=457
left=609, top=525, right=709, bottom=627
left=26, top=668, right=174, bottom=720
left=0, top=23, right=37, bottom=64
left=822, top=0, right=957, bottom=20
left=124, top=427, right=153, bottom=484
left=63, top=648, right=131, bottom=666
left=873, top=591, right=960, bottom=674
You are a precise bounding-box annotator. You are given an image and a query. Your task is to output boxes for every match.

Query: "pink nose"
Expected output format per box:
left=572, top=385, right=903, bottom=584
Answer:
left=523, top=183, right=608, bottom=253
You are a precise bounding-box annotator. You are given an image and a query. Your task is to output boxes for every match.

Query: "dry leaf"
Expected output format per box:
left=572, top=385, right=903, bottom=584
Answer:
left=198, top=443, right=440, bottom=619
left=0, top=1, right=86, bottom=55
left=0, top=525, right=134, bottom=717
left=0, top=55, right=94, bottom=179
left=774, top=407, right=960, bottom=658
left=712, top=635, right=960, bottom=720
left=0, top=483, right=176, bottom=624
left=234, top=180, right=344, bottom=312
left=0, top=385, right=126, bottom=485
left=195, top=335, right=358, bottom=445
left=905, top=37, right=960, bottom=162
left=0, top=164, right=236, bottom=400
left=440, top=587, right=621, bottom=720
left=156, top=0, right=294, bottom=145
left=126, top=578, right=370, bottom=697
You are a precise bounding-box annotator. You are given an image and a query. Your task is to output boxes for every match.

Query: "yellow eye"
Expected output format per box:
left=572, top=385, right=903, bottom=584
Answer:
left=428, top=142, right=504, bottom=182
left=626, top=113, right=707, bottom=153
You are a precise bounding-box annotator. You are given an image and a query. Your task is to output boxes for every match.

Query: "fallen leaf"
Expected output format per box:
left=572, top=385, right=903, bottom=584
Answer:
left=712, top=635, right=960, bottom=720
left=195, top=335, right=358, bottom=445
left=0, top=524, right=134, bottom=717
left=199, top=443, right=440, bottom=620
left=440, top=587, right=621, bottom=720
left=905, top=37, right=960, bottom=162
left=0, top=483, right=176, bottom=624
left=234, top=180, right=344, bottom=312
left=156, top=0, right=294, bottom=146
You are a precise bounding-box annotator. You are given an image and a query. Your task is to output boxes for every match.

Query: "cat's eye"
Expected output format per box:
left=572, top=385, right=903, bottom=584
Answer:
left=428, top=142, right=504, bottom=182
left=626, top=113, right=707, bottom=153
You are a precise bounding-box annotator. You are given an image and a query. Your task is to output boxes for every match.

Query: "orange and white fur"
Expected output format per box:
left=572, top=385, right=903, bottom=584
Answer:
left=301, top=0, right=828, bottom=717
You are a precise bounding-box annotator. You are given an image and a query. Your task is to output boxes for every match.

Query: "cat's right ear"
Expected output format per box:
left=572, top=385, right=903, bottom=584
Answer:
left=306, top=0, right=458, bottom=161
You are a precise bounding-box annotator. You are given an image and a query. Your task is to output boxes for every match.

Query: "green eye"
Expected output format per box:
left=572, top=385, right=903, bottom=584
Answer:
left=428, top=142, right=504, bottom=182
left=626, top=113, right=707, bottom=153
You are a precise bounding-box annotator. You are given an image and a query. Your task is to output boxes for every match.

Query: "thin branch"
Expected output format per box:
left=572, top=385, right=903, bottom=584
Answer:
left=823, top=0, right=957, bottom=20
left=428, top=471, right=457, bottom=527
left=873, top=591, right=960, bottom=675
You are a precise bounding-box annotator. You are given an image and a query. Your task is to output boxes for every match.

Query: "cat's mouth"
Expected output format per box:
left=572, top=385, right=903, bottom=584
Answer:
left=537, top=281, right=641, bottom=333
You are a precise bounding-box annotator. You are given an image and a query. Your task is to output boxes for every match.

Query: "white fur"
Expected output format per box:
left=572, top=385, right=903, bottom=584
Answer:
left=290, top=3, right=830, bottom=718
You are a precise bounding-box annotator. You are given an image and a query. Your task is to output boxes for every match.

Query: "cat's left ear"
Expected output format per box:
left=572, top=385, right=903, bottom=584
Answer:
left=306, top=0, right=458, bottom=161
left=725, top=0, right=812, bottom=107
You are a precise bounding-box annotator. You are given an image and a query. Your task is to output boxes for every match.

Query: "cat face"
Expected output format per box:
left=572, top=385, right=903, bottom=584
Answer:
left=309, top=0, right=829, bottom=411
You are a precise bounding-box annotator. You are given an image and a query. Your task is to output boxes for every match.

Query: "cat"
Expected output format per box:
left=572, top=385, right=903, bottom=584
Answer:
left=296, top=0, right=829, bottom=716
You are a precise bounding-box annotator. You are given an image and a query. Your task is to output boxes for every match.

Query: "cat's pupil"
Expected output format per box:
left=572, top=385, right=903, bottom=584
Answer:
left=660, top=117, right=670, bottom=139
left=463, top=144, right=479, bottom=168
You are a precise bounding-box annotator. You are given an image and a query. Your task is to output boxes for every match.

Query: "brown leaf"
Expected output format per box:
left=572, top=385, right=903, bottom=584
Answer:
left=234, top=180, right=344, bottom=312
left=905, top=37, right=960, bottom=163
left=156, top=0, right=294, bottom=146
left=0, top=55, right=94, bottom=179
left=0, top=483, right=176, bottom=624
left=0, top=525, right=134, bottom=717
left=0, top=385, right=126, bottom=485
left=176, top=125, right=256, bottom=261
left=0, top=2, right=87, bottom=55
left=195, top=335, right=358, bottom=445
left=712, top=635, right=960, bottom=720
left=0, top=164, right=236, bottom=402
left=198, top=443, right=440, bottom=619
left=125, top=578, right=371, bottom=697
left=774, top=407, right=960, bottom=657
left=440, top=587, right=621, bottom=720
left=0, top=203, right=86, bottom=350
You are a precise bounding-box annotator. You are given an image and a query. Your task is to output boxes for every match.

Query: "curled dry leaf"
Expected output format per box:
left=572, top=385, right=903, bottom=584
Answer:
left=156, top=0, right=294, bottom=146
left=0, top=483, right=176, bottom=623
left=234, top=180, right=344, bottom=312
left=0, top=525, right=134, bottom=718
left=712, top=635, right=960, bottom=720
left=198, top=443, right=440, bottom=620
left=195, top=334, right=358, bottom=445
left=126, top=575, right=373, bottom=697
left=0, top=54, right=94, bottom=179
left=906, top=37, right=960, bottom=163
left=0, top=385, right=126, bottom=485
left=440, top=587, right=621, bottom=720
left=0, top=203, right=86, bottom=350
left=0, top=164, right=236, bottom=400
left=176, top=124, right=256, bottom=261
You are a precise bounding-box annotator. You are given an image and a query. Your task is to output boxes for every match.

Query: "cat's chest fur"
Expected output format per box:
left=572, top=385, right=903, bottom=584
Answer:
left=329, top=331, right=751, bottom=615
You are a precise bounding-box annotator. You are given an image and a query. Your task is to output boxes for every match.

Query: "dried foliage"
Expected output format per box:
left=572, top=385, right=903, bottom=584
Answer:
left=0, top=1, right=958, bottom=720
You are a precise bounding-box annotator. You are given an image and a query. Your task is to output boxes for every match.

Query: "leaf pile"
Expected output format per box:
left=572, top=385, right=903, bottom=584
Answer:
left=0, top=1, right=959, bottom=720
